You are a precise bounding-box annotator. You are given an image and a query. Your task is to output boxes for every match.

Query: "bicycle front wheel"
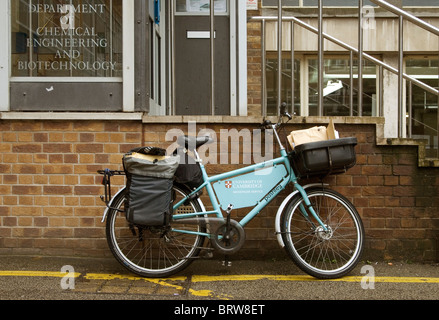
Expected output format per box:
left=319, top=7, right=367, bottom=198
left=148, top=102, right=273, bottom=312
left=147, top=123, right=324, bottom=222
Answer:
left=281, top=187, right=365, bottom=279
left=106, top=184, right=206, bottom=278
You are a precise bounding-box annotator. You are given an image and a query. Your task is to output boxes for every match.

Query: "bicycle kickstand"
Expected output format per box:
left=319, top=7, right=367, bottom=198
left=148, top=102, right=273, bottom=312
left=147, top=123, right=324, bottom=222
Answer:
left=222, top=204, right=234, bottom=267
left=223, top=255, right=232, bottom=267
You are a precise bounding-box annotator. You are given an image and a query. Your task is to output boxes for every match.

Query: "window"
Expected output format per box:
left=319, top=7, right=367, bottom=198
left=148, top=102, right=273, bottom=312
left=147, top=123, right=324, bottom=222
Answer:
left=175, top=0, right=228, bottom=14
left=308, top=57, right=377, bottom=116
left=406, top=57, right=439, bottom=156
left=266, top=52, right=300, bottom=116
left=6, top=0, right=247, bottom=114
left=11, top=0, right=122, bottom=78
left=265, top=55, right=378, bottom=117
left=10, top=0, right=123, bottom=111
left=403, top=0, right=439, bottom=6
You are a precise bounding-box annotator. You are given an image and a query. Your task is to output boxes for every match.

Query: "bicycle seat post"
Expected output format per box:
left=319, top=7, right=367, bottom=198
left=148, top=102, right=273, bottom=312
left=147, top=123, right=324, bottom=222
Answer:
left=193, top=148, right=202, bottom=164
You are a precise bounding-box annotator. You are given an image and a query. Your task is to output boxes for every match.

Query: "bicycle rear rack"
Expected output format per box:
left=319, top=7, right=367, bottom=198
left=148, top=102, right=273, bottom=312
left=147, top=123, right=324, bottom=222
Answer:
left=97, top=169, right=125, bottom=206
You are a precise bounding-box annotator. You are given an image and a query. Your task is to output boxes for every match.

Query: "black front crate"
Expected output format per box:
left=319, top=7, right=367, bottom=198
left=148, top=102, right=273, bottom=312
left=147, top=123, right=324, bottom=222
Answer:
left=290, top=137, right=357, bottom=178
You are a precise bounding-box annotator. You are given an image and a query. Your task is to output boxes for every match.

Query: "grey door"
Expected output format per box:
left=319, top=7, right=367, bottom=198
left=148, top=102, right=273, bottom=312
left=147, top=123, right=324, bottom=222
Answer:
left=174, top=15, right=230, bottom=115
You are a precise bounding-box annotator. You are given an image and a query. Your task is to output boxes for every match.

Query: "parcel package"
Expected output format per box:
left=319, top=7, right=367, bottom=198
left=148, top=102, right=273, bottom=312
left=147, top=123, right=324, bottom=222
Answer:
left=287, top=120, right=339, bottom=149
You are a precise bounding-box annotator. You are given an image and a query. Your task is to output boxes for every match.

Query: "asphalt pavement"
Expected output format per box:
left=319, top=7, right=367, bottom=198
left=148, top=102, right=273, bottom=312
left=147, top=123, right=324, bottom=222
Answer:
left=0, top=255, right=437, bottom=317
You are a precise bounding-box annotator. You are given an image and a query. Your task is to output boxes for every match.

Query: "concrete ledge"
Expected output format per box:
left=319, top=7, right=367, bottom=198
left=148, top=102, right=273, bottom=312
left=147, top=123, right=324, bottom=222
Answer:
left=0, top=112, right=386, bottom=125
left=142, top=115, right=386, bottom=125
left=0, top=112, right=143, bottom=121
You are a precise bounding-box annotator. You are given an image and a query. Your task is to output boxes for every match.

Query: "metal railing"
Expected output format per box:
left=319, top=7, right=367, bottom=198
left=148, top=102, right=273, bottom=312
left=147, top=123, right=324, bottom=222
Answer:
left=251, top=0, right=439, bottom=157
left=369, top=0, right=439, bottom=140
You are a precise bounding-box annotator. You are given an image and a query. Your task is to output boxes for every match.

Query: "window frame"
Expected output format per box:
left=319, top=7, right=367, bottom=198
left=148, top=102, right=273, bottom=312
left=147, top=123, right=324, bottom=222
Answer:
left=0, top=1, right=9, bottom=111
left=264, top=53, right=379, bottom=117
left=148, top=0, right=167, bottom=115
left=6, top=0, right=135, bottom=112
left=2, top=0, right=248, bottom=115
left=174, top=0, right=229, bottom=16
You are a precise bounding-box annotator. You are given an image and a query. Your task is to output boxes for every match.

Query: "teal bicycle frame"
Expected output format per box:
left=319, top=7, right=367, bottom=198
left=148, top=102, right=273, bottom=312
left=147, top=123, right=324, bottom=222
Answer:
left=171, top=125, right=328, bottom=238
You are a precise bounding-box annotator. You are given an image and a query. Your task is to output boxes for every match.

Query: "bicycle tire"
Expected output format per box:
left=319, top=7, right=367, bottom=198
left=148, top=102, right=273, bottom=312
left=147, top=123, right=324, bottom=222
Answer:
left=106, top=183, right=206, bottom=278
left=281, top=187, right=365, bottom=279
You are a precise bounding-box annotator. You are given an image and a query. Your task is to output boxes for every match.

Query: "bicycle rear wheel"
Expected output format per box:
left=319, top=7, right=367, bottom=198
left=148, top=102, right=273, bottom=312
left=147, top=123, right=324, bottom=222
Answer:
left=281, top=187, right=365, bottom=279
left=106, top=184, right=206, bottom=278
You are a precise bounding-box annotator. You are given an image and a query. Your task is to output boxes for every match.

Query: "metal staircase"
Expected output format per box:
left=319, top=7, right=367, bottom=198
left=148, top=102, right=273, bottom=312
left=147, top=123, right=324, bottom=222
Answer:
left=251, top=0, right=439, bottom=164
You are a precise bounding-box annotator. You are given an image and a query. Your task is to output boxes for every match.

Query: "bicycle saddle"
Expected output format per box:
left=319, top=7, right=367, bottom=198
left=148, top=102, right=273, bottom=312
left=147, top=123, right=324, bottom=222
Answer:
left=177, top=135, right=212, bottom=150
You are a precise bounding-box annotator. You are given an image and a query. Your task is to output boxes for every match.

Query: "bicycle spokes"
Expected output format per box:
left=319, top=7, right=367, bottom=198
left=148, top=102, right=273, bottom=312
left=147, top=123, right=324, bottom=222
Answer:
left=282, top=188, right=364, bottom=279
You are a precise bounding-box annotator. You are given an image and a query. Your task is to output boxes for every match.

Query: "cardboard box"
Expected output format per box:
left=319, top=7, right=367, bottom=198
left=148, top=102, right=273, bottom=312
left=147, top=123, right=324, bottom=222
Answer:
left=288, top=120, right=339, bottom=150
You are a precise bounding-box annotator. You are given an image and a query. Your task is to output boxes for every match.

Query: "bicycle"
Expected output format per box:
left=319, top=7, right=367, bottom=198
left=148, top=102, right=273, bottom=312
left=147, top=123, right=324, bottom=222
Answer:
left=98, top=105, right=365, bottom=279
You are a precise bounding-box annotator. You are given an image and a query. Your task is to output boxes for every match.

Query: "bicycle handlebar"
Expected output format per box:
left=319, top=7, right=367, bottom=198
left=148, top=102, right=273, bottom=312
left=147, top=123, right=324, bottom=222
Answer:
left=260, top=102, right=293, bottom=130
left=260, top=119, right=273, bottom=130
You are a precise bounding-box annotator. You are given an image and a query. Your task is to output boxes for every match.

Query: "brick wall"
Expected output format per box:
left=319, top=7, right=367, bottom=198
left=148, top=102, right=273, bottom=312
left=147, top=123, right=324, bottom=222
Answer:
left=0, top=119, right=438, bottom=262
left=0, top=120, right=141, bottom=257
left=329, top=124, right=438, bottom=262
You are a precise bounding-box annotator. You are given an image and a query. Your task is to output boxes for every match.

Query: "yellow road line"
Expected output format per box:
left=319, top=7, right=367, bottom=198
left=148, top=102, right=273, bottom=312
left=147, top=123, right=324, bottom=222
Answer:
left=0, top=271, right=81, bottom=278
left=1, top=271, right=438, bottom=284
left=84, top=273, right=232, bottom=299
left=191, top=274, right=439, bottom=284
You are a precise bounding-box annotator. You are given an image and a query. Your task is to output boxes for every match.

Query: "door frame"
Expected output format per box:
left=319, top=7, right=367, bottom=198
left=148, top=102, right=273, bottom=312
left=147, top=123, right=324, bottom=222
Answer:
left=170, top=0, right=245, bottom=116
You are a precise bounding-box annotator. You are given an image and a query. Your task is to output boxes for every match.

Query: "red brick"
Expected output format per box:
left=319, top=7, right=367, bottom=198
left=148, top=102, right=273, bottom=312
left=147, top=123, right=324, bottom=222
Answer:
left=384, top=176, right=399, bottom=186
left=12, top=144, right=42, bottom=153
left=74, top=186, right=101, bottom=196
left=43, top=186, right=73, bottom=195
left=34, top=133, right=49, bottom=142
left=43, top=144, right=72, bottom=153
left=3, top=217, right=17, bottom=226
left=0, top=164, right=11, bottom=174
left=12, top=186, right=41, bottom=195
left=75, top=143, right=104, bottom=153
left=43, top=165, right=73, bottom=174
left=363, top=208, right=393, bottom=218
left=393, top=165, right=416, bottom=176
left=80, top=133, right=95, bottom=142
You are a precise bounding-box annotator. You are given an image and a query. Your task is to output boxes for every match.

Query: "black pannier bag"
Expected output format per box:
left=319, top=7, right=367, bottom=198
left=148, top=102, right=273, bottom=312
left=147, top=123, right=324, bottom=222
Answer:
left=123, top=147, right=180, bottom=226
left=173, top=149, right=203, bottom=190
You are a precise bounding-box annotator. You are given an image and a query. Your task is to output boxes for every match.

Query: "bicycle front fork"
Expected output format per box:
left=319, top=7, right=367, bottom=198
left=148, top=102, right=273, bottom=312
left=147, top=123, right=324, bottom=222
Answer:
left=294, top=184, right=328, bottom=232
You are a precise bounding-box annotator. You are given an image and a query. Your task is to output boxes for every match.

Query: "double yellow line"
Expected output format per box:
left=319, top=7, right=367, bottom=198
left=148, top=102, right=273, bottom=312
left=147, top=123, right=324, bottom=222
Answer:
left=190, top=274, right=439, bottom=283
left=0, top=270, right=81, bottom=278
left=1, top=270, right=439, bottom=283
left=0, top=271, right=439, bottom=283
left=1, top=271, right=438, bottom=300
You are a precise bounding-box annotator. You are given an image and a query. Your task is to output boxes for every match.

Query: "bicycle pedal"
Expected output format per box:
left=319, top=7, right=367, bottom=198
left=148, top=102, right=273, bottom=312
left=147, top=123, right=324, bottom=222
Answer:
left=202, top=251, right=214, bottom=259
